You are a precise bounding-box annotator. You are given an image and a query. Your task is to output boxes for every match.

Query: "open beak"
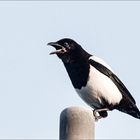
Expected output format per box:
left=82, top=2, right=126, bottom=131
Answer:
left=47, top=42, right=67, bottom=55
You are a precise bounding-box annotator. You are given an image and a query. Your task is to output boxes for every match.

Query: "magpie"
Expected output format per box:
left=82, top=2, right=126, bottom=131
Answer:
left=48, top=38, right=140, bottom=120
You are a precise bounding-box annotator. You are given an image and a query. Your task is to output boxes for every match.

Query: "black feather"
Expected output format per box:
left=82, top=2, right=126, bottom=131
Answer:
left=89, top=58, right=140, bottom=119
left=89, top=58, right=136, bottom=104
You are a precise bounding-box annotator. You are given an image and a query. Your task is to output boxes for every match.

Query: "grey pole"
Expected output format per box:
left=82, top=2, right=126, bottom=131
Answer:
left=59, top=106, right=95, bottom=140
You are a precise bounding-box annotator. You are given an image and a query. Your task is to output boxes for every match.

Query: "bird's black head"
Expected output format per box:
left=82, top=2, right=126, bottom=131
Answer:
left=48, top=38, right=90, bottom=63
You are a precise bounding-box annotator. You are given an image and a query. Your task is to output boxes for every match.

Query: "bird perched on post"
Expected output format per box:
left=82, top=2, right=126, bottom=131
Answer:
left=48, top=38, right=140, bottom=120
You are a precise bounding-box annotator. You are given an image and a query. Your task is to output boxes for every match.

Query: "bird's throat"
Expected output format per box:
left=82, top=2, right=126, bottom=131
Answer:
left=64, top=59, right=90, bottom=89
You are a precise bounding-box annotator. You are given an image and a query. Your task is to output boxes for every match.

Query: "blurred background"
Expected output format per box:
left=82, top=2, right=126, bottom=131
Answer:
left=0, top=1, right=140, bottom=139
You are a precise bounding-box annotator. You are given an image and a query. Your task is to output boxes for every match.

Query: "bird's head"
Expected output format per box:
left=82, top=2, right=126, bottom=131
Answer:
left=48, top=38, right=88, bottom=63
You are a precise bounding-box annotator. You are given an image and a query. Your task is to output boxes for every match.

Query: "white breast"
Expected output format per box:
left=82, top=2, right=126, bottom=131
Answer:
left=76, top=64, right=122, bottom=109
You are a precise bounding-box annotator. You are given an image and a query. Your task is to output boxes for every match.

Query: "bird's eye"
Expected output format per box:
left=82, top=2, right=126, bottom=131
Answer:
left=64, top=42, right=70, bottom=49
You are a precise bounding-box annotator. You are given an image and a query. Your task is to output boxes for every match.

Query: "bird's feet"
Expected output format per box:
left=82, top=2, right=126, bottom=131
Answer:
left=93, top=108, right=109, bottom=121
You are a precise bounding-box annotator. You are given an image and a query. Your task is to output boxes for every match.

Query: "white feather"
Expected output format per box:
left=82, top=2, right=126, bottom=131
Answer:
left=76, top=58, right=122, bottom=109
left=90, top=55, right=114, bottom=72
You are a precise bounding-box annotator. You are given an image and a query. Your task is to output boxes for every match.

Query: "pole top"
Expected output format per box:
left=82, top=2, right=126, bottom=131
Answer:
left=59, top=106, right=95, bottom=140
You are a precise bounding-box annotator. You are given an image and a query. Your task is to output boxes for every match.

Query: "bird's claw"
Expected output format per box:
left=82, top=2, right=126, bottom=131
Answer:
left=93, top=108, right=109, bottom=121
left=93, top=110, right=103, bottom=121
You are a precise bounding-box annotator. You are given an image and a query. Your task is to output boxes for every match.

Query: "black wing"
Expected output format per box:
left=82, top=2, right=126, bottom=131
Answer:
left=89, top=59, right=136, bottom=104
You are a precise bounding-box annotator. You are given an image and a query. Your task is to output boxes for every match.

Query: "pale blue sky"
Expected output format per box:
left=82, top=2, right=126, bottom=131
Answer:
left=0, top=1, right=140, bottom=139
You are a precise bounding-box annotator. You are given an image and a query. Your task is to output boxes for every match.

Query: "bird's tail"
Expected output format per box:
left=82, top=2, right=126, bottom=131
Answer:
left=127, top=106, right=140, bottom=119
left=117, top=104, right=140, bottom=119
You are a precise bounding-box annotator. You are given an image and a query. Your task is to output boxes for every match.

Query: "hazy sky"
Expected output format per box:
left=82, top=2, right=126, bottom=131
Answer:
left=0, top=1, right=140, bottom=139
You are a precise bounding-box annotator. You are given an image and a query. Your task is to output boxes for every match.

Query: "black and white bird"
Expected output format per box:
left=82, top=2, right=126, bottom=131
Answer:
left=48, top=38, right=140, bottom=120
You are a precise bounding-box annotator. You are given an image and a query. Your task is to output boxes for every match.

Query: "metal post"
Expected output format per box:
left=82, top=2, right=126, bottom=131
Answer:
left=59, top=106, right=95, bottom=140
